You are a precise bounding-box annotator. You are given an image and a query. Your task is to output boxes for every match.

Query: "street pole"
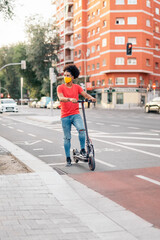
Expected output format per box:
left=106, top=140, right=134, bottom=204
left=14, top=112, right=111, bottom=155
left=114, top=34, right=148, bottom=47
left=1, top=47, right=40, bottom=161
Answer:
left=21, top=77, right=23, bottom=106
left=81, top=50, right=87, bottom=93
left=49, top=68, right=56, bottom=116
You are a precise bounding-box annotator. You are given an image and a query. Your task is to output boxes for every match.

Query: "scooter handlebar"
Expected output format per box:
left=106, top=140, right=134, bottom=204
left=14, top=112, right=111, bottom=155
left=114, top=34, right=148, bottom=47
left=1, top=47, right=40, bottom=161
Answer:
left=77, top=99, right=93, bottom=103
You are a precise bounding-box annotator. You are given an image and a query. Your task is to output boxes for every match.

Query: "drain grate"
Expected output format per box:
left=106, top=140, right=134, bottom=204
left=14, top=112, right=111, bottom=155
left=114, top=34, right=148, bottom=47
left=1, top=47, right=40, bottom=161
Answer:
left=53, top=167, right=68, bottom=175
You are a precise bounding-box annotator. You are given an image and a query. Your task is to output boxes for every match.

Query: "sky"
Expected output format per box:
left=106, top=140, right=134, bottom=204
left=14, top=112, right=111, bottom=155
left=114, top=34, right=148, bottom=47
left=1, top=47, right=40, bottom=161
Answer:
left=0, top=0, right=56, bottom=47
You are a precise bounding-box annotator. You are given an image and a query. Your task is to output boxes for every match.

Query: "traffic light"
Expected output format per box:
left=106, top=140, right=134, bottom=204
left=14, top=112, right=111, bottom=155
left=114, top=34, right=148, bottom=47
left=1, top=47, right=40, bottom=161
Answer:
left=126, top=43, right=132, bottom=55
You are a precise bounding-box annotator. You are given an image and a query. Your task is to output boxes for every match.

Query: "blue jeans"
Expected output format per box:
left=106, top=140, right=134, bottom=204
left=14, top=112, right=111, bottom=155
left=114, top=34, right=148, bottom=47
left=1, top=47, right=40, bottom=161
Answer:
left=61, top=114, right=85, bottom=158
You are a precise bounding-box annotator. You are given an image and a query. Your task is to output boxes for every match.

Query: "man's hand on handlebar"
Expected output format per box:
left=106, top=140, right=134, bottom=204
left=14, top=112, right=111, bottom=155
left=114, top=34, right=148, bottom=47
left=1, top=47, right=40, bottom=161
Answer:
left=88, top=97, right=96, bottom=103
left=69, top=98, right=77, bottom=103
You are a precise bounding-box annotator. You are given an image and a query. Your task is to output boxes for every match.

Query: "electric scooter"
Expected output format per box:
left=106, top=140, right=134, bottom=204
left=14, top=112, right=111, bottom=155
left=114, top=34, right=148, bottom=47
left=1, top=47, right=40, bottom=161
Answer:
left=73, top=99, right=96, bottom=171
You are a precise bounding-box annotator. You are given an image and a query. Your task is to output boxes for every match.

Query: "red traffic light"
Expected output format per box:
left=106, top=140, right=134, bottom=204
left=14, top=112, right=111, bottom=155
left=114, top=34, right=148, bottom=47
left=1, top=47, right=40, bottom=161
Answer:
left=126, top=43, right=132, bottom=55
left=152, top=83, right=156, bottom=89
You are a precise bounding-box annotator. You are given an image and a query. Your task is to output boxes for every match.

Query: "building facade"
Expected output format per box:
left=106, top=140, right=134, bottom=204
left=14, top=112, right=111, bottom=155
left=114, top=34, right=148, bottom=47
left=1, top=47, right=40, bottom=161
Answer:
left=53, top=0, right=160, bottom=108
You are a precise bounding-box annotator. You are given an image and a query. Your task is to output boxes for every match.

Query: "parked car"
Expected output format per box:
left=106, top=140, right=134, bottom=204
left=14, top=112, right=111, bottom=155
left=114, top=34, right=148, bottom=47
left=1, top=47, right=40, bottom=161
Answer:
left=145, top=97, right=160, bottom=113
left=39, top=97, right=51, bottom=108
left=30, top=101, right=37, bottom=108
left=53, top=101, right=61, bottom=109
left=0, top=98, right=18, bottom=113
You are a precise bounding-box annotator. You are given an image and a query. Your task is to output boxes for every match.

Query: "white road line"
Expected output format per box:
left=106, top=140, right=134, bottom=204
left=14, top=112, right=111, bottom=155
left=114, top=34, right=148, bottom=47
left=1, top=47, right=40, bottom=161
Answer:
left=17, top=129, right=24, bottom=133
left=129, top=132, right=159, bottom=136
left=150, top=130, right=160, bottom=133
left=33, top=148, right=43, bottom=151
left=96, top=158, right=116, bottom=168
left=91, top=137, right=160, bottom=159
left=136, top=175, right=160, bottom=186
left=42, top=139, right=53, bottom=143
left=91, top=135, right=160, bottom=141
left=2, top=124, right=6, bottom=126
left=28, top=133, right=36, bottom=137
left=39, top=154, right=62, bottom=157
left=111, top=125, right=120, bottom=127
left=118, top=142, right=160, bottom=147
left=128, top=127, right=140, bottom=130
left=48, top=162, right=65, bottom=166
left=96, top=123, right=104, bottom=125
left=8, top=126, right=13, bottom=129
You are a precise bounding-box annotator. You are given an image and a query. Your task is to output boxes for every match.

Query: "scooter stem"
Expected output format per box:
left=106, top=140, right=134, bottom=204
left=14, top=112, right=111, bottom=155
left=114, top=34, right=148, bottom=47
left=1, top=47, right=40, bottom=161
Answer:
left=81, top=101, right=89, bottom=143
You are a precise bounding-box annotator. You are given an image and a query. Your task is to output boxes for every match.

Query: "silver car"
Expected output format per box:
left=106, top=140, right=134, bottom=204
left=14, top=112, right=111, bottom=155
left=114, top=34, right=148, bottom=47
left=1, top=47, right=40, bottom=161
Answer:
left=0, top=98, right=18, bottom=113
left=145, top=97, right=160, bottom=113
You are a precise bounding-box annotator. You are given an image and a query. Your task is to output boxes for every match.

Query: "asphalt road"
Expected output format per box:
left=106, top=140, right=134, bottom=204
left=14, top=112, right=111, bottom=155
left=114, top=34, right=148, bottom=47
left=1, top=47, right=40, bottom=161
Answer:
left=0, top=106, right=160, bottom=228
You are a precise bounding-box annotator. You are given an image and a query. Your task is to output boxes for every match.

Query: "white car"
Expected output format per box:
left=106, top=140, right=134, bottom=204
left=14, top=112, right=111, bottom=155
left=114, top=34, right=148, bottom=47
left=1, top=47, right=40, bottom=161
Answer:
left=0, top=98, right=18, bottom=113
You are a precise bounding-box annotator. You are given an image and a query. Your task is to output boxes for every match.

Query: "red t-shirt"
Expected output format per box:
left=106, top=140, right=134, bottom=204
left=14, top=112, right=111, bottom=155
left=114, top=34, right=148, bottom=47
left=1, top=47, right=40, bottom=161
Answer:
left=57, top=84, right=83, bottom=118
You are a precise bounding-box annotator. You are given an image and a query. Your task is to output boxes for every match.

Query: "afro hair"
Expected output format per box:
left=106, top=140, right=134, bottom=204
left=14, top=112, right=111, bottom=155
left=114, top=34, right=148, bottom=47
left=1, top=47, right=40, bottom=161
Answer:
left=63, top=64, right=80, bottom=79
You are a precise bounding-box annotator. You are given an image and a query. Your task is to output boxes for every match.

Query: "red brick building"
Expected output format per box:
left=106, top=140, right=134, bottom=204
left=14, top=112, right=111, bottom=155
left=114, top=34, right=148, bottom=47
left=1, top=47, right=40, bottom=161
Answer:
left=53, top=0, right=160, bottom=108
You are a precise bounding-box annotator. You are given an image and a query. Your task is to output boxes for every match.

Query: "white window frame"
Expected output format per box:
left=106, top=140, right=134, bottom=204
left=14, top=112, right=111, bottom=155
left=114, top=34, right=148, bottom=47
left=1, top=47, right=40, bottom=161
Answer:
left=128, top=37, right=137, bottom=45
left=115, top=77, right=125, bottom=85
left=128, top=0, right=137, bottom=4
left=116, top=18, right=125, bottom=25
left=92, top=46, right=95, bottom=53
left=146, top=39, right=150, bottom=46
left=115, top=36, right=125, bottom=45
left=127, top=58, right=137, bottom=65
left=128, top=17, right=137, bottom=25
left=102, top=59, right=106, bottom=66
left=155, top=8, right=159, bottom=15
left=116, top=0, right=124, bottom=5
left=102, top=38, right=107, bottom=47
left=146, top=19, right=151, bottom=27
left=146, top=0, right=150, bottom=7
left=115, top=57, right=125, bottom=65
left=127, top=77, right=137, bottom=85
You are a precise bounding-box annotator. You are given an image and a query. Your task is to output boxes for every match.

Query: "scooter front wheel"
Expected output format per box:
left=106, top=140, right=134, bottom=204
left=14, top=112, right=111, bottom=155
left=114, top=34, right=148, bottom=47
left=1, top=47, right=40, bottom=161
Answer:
left=88, top=156, right=95, bottom=171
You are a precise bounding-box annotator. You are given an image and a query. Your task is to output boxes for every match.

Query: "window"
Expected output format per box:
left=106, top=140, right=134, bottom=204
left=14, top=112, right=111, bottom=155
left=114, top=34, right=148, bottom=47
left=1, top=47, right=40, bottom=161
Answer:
left=116, top=18, right=125, bottom=25
left=103, top=20, right=107, bottom=27
left=97, top=80, right=101, bottom=86
left=88, top=14, right=90, bottom=21
left=97, top=63, right=100, bottom=69
left=92, top=46, right=95, bottom=53
left=87, top=65, right=90, bottom=71
left=128, top=77, right=137, bottom=85
left=146, top=0, right=150, bottom=7
left=102, top=38, right=107, bottom=47
left=92, top=12, right=95, bottom=18
left=102, top=79, right=105, bottom=86
left=155, top=25, right=159, bottom=33
left=128, top=0, right=137, bottom=4
left=116, top=77, right=125, bottom=85
left=75, top=51, right=77, bottom=57
left=115, top=36, right=125, bottom=45
left=146, top=39, right=150, bottom=46
left=155, top=62, right=159, bottom=69
left=155, top=8, right=159, bottom=15
left=97, top=27, right=100, bottom=33
left=108, top=92, right=112, bottom=103
left=79, top=17, right=81, bottom=22
left=103, top=1, right=106, bottom=7
left=97, top=9, right=100, bottom=15
left=146, top=19, right=151, bottom=27
left=79, top=66, right=81, bottom=71
left=92, top=29, right=95, bottom=35
left=146, top=59, right=150, bottom=66
left=79, top=0, right=81, bottom=7
left=88, top=31, right=90, bottom=38
left=92, top=81, right=95, bottom=87
left=116, top=93, right=123, bottom=104
left=115, top=57, right=125, bottom=65
left=128, top=37, right=137, bottom=45
left=116, top=0, right=124, bottom=5
left=108, top=78, right=112, bottom=85
left=128, top=17, right=137, bottom=25
left=127, top=58, right=137, bottom=65
left=155, top=44, right=159, bottom=50
left=97, top=44, right=100, bottom=51
left=92, top=64, right=95, bottom=70
left=102, top=59, right=106, bottom=66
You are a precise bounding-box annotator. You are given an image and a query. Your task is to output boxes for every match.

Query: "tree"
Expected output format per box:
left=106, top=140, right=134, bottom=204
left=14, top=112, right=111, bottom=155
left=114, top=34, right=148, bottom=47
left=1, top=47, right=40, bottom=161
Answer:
left=0, top=0, right=15, bottom=19
left=25, top=16, right=60, bottom=98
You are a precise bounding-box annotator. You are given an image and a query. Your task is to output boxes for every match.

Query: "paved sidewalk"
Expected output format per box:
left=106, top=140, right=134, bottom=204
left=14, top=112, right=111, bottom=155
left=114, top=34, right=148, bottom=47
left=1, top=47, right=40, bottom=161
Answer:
left=0, top=135, right=160, bottom=239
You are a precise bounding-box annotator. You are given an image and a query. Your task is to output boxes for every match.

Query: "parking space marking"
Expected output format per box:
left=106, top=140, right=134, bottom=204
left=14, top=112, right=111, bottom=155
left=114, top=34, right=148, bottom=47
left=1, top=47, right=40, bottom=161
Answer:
left=136, top=175, right=160, bottom=186
left=28, top=133, right=36, bottom=137
left=111, top=125, right=120, bottom=127
left=96, top=158, right=116, bottom=168
left=96, top=123, right=105, bottom=125
left=17, top=129, right=24, bottom=133
left=39, top=154, right=62, bottom=157
left=118, top=142, right=160, bottom=147
left=42, top=139, right=53, bottom=143
left=8, top=126, right=14, bottom=129
left=33, top=148, right=43, bottom=151
left=128, top=127, right=140, bottom=130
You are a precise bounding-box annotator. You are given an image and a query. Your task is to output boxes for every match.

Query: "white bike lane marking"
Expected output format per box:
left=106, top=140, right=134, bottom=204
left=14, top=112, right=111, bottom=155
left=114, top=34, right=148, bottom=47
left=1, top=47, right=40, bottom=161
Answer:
left=136, top=175, right=160, bottom=186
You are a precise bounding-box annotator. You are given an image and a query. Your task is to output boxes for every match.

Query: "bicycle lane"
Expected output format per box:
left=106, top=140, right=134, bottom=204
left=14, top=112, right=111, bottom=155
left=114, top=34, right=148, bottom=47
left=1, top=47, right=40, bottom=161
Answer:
left=70, top=166, right=160, bottom=229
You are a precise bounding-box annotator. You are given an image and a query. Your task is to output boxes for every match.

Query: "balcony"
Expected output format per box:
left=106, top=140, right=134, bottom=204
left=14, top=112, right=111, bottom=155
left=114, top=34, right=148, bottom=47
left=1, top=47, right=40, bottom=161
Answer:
left=65, top=55, right=74, bottom=62
left=65, top=0, right=73, bottom=5
left=64, top=41, right=74, bottom=49
left=65, top=26, right=73, bottom=35
left=65, top=12, right=73, bottom=21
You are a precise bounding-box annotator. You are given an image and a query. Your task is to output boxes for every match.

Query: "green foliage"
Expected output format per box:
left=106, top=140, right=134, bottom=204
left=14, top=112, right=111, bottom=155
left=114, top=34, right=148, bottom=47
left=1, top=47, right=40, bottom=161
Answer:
left=0, top=0, right=15, bottom=19
left=0, top=16, right=60, bottom=100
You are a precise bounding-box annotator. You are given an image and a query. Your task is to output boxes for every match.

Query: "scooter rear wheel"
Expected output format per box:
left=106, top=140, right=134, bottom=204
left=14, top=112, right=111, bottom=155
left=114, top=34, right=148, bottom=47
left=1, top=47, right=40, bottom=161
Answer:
left=73, top=149, right=79, bottom=163
left=88, top=156, right=95, bottom=171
